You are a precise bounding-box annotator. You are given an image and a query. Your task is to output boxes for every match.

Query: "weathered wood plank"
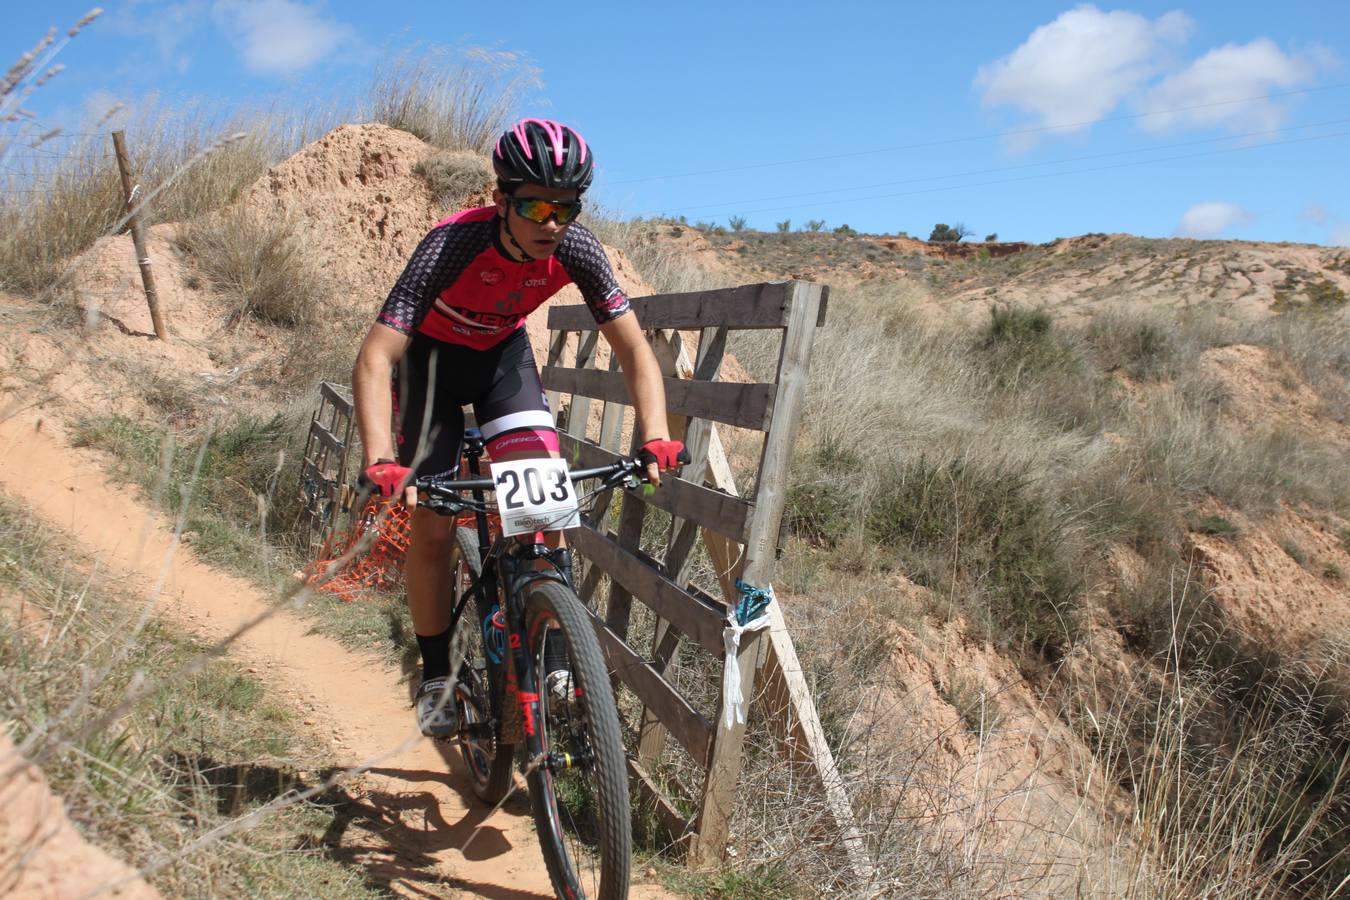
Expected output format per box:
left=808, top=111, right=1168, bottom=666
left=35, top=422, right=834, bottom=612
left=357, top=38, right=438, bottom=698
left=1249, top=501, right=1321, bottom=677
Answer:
left=542, top=367, right=776, bottom=432
left=564, top=330, right=602, bottom=440
left=545, top=329, right=569, bottom=423
left=582, top=604, right=713, bottom=767
left=572, top=525, right=724, bottom=655
left=307, top=419, right=346, bottom=456
left=636, top=621, right=685, bottom=765
left=562, top=434, right=753, bottom=544
left=692, top=280, right=826, bottom=866
left=627, top=757, right=693, bottom=848
left=603, top=491, right=645, bottom=642
left=760, top=604, right=874, bottom=878
left=547, top=282, right=795, bottom=332
left=319, top=381, right=352, bottom=416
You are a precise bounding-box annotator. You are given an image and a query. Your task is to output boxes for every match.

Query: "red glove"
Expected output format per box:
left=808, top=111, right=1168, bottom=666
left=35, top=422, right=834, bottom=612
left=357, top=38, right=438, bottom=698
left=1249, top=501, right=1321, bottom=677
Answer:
left=363, top=459, right=413, bottom=498
left=638, top=439, right=690, bottom=472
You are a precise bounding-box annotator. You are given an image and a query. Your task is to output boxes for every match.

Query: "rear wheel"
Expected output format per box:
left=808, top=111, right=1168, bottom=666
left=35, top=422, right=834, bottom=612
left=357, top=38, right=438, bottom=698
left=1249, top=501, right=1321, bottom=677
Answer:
left=448, top=526, right=514, bottom=805
left=525, top=581, right=631, bottom=900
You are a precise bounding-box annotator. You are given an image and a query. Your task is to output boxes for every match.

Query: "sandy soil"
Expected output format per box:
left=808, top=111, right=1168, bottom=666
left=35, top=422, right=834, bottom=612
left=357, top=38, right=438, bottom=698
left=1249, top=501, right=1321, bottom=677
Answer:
left=0, top=411, right=672, bottom=899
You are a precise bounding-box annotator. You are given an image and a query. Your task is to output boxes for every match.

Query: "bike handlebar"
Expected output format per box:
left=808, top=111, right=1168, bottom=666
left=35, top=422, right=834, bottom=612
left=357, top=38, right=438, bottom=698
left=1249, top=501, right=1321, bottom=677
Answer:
left=412, top=458, right=646, bottom=517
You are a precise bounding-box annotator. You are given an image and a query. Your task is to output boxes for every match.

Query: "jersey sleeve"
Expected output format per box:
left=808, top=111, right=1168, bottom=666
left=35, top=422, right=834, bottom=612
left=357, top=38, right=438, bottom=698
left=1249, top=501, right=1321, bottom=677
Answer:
left=555, top=225, right=632, bottom=325
left=377, top=220, right=493, bottom=335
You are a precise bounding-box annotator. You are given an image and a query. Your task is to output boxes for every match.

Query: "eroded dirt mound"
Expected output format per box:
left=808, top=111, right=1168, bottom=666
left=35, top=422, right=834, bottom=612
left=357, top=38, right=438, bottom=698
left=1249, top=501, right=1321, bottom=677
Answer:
left=9, top=122, right=660, bottom=431
left=243, top=123, right=463, bottom=310
left=1186, top=502, right=1350, bottom=658
left=0, top=732, right=161, bottom=899
left=1199, top=343, right=1350, bottom=442
left=848, top=593, right=1136, bottom=893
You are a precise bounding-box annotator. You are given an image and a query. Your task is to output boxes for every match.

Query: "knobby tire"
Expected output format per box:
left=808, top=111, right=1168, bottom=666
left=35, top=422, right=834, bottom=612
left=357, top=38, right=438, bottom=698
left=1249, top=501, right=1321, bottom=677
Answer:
left=525, top=581, right=631, bottom=900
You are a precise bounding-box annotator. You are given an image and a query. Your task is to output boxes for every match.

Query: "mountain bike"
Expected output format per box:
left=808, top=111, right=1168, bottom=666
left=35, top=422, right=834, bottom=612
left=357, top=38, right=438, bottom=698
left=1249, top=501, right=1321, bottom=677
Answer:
left=414, top=427, right=659, bottom=900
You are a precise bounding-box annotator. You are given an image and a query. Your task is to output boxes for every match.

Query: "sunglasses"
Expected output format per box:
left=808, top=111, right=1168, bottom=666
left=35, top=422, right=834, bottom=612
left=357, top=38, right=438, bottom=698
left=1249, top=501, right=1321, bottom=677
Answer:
left=506, top=195, right=583, bottom=225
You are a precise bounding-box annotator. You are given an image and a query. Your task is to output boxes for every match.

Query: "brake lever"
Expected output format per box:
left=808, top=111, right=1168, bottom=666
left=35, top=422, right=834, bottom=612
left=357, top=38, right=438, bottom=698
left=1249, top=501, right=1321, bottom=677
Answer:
left=419, top=494, right=464, bottom=517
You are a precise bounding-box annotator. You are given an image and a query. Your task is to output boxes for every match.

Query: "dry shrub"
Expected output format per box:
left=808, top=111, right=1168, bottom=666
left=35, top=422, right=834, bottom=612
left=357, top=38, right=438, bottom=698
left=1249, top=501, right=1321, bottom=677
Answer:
left=1065, top=594, right=1350, bottom=896
left=413, top=149, right=494, bottom=204
left=0, top=144, right=125, bottom=296
left=176, top=207, right=326, bottom=329
left=368, top=46, right=540, bottom=153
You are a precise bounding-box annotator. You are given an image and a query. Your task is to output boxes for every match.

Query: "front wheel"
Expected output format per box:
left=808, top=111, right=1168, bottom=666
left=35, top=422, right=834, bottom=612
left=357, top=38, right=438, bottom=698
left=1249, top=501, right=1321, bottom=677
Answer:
left=525, top=581, right=631, bottom=900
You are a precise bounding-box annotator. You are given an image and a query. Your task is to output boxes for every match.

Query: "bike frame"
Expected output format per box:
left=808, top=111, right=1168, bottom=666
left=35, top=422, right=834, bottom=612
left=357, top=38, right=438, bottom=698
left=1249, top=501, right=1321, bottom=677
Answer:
left=447, top=429, right=580, bottom=766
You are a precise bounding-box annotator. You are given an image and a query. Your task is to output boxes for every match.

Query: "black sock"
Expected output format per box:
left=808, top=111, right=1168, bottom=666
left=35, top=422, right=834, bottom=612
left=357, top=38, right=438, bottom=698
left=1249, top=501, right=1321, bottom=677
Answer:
left=417, top=626, right=452, bottom=681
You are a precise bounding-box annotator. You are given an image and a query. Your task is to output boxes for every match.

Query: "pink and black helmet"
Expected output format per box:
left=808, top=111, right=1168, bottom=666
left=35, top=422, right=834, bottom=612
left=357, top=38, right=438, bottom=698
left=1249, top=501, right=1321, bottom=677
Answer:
left=493, top=118, right=593, bottom=194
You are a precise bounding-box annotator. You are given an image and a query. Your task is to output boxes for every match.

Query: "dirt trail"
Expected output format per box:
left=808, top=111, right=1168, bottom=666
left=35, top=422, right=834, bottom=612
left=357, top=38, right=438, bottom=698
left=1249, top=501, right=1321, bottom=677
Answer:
left=0, top=412, right=670, bottom=899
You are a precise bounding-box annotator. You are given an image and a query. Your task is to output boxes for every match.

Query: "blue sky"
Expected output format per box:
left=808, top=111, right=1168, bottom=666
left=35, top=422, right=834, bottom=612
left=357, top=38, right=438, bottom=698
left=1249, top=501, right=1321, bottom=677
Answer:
left=6, top=1, right=1349, bottom=245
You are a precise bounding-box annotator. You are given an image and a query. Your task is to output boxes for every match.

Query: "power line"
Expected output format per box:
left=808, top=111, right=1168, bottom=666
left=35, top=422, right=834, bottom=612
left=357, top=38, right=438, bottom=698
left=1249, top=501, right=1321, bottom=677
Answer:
left=609, top=82, right=1350, bottom=185
left=666, top=118, right=1350, bottom=214
left=659, top=129, right=1350, bottom=220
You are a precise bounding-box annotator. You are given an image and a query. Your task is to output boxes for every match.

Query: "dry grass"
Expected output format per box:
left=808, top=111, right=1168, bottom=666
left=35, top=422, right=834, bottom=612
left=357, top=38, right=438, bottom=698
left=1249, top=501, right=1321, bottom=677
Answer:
left=413, top=149, right=495, bottom=205
left=587, top=213, right=735, bottom=296
left=0, top=499, right=380, bottom=899
left=1, top=105, right=335, bottom=300
left=367, top=46, right=540, bottom=153
left=176, top=206, right=327, bottom=329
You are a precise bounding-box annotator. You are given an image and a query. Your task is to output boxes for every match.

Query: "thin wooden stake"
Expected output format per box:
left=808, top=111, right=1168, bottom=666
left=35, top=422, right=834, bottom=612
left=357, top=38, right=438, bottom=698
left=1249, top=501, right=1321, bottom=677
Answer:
left=111, top=130, right=168, bottom=340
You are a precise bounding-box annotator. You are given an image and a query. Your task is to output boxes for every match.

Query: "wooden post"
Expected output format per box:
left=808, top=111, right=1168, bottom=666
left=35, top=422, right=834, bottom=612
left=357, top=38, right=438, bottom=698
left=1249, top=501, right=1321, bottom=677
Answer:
left=111, top=131, right=168, bottom=340
left=690, top=281, right=825, bottom=866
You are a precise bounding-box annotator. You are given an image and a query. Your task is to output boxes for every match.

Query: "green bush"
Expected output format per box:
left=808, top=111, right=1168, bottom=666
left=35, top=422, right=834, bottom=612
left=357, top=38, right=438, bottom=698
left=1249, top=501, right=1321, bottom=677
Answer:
left=865, top=457, right=1079, bottom=654
left=1086, top=313, right=1179, bottom=380
left=929, top=222, right=971, bottom=243
left=1192, top=514, right=1239, bottom=538
left=979, top=305, right=1078, bottom=381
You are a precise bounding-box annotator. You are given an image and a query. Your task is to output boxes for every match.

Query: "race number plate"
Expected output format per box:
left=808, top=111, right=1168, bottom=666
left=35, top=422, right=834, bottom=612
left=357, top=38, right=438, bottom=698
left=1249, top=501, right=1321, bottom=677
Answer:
left=490, top=458, right=580, bottom=537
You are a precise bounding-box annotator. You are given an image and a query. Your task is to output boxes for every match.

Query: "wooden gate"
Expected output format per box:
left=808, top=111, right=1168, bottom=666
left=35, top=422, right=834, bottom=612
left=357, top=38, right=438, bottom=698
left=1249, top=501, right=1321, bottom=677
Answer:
left=542, top=280, right=870, bottom=876
left=298, top=381, right=356, bottom=552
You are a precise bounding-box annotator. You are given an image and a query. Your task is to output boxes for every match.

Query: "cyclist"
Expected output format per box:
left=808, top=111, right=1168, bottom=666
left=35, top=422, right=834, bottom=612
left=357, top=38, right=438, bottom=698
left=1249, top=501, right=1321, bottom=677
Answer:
left=351, top=118, right=687, bottom=737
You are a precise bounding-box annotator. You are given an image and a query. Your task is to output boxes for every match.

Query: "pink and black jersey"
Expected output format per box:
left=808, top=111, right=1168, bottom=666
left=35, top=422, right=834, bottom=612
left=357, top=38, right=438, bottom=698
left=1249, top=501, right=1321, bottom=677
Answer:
left=377, top=206, right=631, bottom=350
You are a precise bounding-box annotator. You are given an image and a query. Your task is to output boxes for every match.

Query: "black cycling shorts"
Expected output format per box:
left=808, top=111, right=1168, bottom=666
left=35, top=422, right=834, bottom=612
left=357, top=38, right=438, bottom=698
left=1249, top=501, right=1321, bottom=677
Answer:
left=392, top=327, right=557, bottom=477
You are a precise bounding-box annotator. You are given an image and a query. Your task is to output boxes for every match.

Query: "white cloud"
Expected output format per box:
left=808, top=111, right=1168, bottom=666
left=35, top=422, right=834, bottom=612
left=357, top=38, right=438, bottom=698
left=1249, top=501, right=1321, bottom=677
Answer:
left=211, top=0, right=352, bottom=76
left=1137, top=39, right=1326, bottom=134
left=107, top=1, right=209, bottom=65
left=1176, top=202, right=1253, bottom=238
left=975, top=5, right=1192, bottom=148
left=1332, top=225, right=1350, bottom=247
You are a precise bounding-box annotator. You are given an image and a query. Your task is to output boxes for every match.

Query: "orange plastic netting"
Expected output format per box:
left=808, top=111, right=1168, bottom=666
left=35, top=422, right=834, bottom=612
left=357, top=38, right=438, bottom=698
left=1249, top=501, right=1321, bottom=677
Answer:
left=302, top=497, right=412, bottom=600
left=303, top=495, right=498, bottom=602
